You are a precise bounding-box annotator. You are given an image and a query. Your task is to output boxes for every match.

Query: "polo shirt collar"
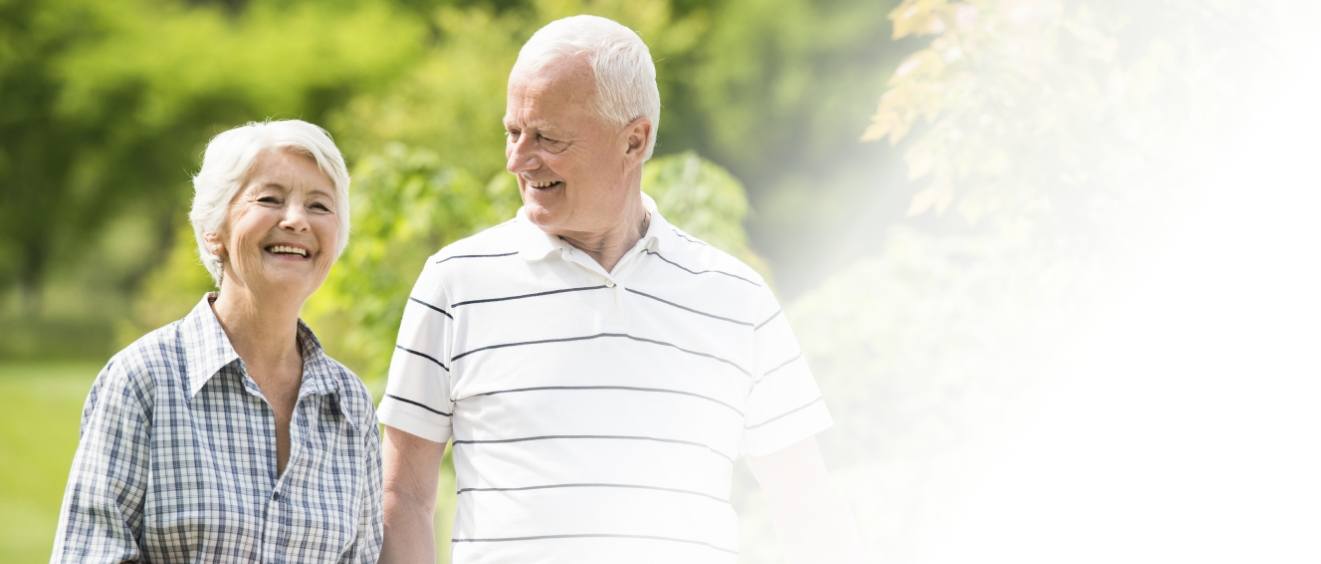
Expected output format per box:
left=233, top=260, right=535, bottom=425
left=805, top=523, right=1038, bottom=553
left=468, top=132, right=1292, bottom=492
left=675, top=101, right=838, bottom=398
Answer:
left=180, top=293, right=341, bottom=402
left=640, top=193, right=679, bottom=255
left=514, top=191, right=673, bottom=261
left=513, top=208, right=568, bottom=261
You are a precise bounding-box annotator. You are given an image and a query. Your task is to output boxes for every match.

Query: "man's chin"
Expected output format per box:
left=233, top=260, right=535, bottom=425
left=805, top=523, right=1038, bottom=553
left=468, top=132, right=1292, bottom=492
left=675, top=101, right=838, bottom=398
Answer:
left=524, top=206, right=560, bottom=228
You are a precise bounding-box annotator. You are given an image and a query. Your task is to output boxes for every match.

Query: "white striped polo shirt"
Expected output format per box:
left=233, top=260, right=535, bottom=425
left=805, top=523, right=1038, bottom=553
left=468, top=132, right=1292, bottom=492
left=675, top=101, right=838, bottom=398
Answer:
left=378, top=196, right=831, bottom=563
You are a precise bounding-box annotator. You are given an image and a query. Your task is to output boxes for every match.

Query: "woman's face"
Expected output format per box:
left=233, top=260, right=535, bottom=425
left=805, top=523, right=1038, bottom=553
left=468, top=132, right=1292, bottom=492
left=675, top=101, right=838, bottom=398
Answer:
left=211, top=148, right=340, bottom=304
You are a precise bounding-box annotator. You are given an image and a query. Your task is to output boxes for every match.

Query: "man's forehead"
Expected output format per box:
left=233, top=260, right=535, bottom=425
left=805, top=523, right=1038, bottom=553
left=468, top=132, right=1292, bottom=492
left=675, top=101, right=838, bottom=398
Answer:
left=512, top=51, right=593, bottom=82
left=508, top=57, right=594, bottom=98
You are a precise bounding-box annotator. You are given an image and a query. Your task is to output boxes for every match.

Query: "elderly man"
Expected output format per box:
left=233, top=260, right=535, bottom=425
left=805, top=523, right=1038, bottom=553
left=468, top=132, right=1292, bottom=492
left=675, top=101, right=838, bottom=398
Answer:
left=378, top=15, right=858, bottom=564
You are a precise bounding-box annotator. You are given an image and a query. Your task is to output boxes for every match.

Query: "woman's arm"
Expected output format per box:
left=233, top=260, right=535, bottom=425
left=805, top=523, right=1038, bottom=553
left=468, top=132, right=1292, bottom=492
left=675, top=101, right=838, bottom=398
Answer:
left=51, top=359, right=153, bottom=563
left=345, top=416, right=385, bottom=563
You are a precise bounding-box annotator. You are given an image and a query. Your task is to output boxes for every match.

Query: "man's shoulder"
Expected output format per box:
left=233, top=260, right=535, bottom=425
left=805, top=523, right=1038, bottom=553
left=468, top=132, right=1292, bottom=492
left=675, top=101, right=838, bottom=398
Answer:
left=426, top=218, right=524, bottom=269
left=410, top=219, right=527, bottom=297
left=656, top=224, right=769, bottom=290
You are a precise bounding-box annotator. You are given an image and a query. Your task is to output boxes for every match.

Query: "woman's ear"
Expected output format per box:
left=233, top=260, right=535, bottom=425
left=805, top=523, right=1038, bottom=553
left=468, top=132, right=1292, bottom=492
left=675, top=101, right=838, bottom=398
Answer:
left=204, top=232, right=226, bottom=259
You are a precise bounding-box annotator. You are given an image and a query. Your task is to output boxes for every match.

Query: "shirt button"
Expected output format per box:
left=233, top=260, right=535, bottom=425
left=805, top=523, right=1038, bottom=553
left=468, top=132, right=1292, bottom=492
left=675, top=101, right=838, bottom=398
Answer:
left=605, top=280, right=616, bottom=288
left=272, top=492, right=282, bottom=502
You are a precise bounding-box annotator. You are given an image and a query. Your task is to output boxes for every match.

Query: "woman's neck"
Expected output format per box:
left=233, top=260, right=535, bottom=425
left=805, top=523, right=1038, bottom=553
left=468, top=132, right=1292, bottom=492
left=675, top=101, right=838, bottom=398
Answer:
left=210, top=285, right=303, bottom=377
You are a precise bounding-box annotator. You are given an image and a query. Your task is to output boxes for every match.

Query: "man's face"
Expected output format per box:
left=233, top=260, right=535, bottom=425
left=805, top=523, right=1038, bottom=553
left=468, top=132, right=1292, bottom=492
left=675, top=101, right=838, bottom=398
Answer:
left=504, top=56, right=637, bottom=239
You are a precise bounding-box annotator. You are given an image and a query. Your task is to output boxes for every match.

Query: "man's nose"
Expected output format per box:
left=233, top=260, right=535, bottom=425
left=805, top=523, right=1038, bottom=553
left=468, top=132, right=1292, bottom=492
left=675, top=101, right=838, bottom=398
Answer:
left=506, top=137, right=539, bottom=173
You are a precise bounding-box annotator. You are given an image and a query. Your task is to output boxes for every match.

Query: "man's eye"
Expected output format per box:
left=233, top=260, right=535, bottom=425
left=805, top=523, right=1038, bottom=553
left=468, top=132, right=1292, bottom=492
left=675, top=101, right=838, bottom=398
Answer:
left=539, top=134, right=569, bottom=153
left=505, top=130, right=520, bottom=141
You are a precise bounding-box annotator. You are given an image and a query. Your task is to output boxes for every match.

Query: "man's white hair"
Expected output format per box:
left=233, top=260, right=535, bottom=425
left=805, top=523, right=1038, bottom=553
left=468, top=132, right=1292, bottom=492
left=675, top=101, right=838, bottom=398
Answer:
left=514, top=14, right=661, bottom=160
left=189, top=119, right=351, bottom=286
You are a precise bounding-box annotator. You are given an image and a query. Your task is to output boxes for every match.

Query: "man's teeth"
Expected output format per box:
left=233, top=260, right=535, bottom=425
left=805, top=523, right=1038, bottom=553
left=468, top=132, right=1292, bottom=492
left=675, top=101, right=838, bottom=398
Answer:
left=530, top=180, right=561, bottom=189
left=269, top=245, right=308, bottom=257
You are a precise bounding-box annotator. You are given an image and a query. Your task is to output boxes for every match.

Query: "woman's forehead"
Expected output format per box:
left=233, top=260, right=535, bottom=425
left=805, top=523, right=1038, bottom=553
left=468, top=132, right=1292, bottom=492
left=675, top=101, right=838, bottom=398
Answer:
left=244, top=148, right=333, bottom=191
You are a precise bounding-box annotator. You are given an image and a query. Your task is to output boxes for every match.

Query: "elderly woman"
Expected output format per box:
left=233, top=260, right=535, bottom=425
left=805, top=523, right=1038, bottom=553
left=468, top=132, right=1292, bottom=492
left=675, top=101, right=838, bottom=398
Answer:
left=51, top=120, right=382, bottom=562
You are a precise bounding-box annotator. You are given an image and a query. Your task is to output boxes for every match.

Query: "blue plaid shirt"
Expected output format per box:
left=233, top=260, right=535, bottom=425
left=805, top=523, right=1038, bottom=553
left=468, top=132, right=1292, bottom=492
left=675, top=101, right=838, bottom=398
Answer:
left=52, top=295, right=383, bottom=563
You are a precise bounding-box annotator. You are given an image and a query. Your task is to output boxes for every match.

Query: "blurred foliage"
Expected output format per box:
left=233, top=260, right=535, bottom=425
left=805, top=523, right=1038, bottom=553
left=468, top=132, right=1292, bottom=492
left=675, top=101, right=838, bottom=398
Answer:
left=0, top=0, right=426, bottom=312
left=864, top=0, right=1256, bottom=229
left=332, top=0, right=706, bottom=183
left=780, top=0, right=1272, bottom=558
left=117, top=225, right=218, bottom=346
left=680, top=0, right=902, bottom=294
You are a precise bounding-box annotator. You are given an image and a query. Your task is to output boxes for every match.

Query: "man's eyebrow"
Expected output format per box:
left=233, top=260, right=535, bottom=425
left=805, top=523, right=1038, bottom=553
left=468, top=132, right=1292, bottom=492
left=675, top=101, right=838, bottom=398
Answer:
left=505, top=117, right=560, bottom=131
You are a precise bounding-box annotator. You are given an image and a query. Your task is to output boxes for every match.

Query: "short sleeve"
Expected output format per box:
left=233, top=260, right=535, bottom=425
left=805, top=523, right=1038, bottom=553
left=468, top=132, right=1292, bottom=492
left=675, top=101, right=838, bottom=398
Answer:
left=741, top=289, right=832, bottom=457
left=52, top=357, right=153, bottom=563
left=377, top=259, right=457, bottom=445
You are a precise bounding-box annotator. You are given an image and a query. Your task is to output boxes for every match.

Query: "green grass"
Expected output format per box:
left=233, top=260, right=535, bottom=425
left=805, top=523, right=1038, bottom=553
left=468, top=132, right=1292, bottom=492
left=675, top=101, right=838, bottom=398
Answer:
left=0, top=361, right=98, bottom=563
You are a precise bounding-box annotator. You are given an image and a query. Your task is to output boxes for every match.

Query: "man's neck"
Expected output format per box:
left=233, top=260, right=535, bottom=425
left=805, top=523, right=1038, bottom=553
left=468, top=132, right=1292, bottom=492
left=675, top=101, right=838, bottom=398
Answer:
left=558, top=202, right=650, bottom=273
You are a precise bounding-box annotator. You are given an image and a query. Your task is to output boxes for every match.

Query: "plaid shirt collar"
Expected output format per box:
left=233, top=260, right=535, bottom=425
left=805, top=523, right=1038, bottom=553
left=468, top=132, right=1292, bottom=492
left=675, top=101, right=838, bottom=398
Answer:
left=179, top=294, right=350, bottom=419
left=513, top=191, right=674, bottom=262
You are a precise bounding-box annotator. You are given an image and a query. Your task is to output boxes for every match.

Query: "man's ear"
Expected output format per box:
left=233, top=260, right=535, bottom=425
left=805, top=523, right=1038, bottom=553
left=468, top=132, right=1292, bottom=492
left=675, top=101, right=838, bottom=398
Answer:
left=623, top=117, right=652, bottom=161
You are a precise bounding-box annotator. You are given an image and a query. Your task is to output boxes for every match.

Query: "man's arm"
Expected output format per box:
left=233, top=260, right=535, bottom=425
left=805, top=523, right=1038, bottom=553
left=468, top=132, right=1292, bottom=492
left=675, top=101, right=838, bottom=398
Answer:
left=747, top=436, right=864, bottom=564
left=379, top=426, right=448, bottom=564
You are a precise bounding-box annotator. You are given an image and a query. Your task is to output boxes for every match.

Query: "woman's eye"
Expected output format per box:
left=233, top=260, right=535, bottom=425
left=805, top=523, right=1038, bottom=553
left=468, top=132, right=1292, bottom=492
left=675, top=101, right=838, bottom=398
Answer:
left=311, top=202, right=331, bottom=212
left=257, top=196, right=281, bottom=204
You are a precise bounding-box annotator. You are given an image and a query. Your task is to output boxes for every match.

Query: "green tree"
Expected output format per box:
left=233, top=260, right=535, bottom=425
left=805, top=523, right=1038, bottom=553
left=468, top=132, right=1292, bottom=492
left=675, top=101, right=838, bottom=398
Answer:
left=786, top=1, right=1283, bottom=558
left=677, top=0, right=904, bottom=296
left=331, top=0, right=705, bottom=185
left=0, top=0, right=426, bottom=313
left=863, top=0, right=1265, bottom=231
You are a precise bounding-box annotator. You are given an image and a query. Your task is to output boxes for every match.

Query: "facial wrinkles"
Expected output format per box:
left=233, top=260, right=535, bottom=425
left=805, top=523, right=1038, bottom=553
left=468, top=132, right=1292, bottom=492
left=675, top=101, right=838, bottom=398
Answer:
left=222, top=150, right=338, bottom=297
left=507, top=57, right=640, bottom=244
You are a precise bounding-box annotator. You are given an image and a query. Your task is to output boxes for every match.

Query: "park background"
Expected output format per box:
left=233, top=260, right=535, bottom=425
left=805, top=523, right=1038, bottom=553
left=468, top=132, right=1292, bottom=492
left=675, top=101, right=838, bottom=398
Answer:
left=2, top=0, right=1319, bottom=562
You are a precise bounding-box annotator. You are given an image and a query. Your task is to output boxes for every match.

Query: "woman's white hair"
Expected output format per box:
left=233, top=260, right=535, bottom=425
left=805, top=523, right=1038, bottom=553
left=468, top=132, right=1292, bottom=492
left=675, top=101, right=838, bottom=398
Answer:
left=514, top=15, right=661, bottom=159
left=189, top=119, right=351, bottom=286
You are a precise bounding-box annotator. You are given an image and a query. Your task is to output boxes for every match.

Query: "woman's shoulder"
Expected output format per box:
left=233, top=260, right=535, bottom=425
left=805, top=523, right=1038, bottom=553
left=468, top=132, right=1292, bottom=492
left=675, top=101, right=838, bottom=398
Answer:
left=103, top=319, right=189, bottom=384
left=84, top=317, right=191, bottom=416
